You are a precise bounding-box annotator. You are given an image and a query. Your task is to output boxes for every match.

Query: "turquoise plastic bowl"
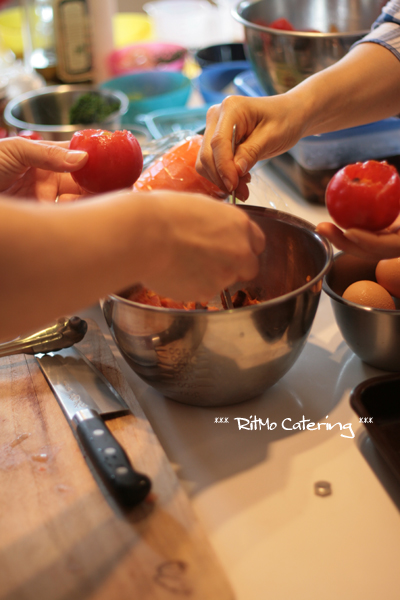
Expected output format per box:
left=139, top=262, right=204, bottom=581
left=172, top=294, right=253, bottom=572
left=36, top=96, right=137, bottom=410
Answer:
left=100, top=70, right=192, bottom=124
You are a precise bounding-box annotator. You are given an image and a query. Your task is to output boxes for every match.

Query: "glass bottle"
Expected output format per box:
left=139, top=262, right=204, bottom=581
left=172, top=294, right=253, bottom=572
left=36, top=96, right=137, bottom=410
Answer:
left=21, top=0, right=57, bottom=81
left=53, top=0, right=93, bottom=83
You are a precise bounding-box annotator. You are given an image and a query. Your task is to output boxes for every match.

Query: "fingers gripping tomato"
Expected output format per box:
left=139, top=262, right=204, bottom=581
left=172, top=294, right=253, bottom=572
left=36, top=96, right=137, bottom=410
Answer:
left=69, top=129, right=143, bottom=194
left=134, top=135, right=224, bottom=199
left=326, top=160, right=400, bottom=231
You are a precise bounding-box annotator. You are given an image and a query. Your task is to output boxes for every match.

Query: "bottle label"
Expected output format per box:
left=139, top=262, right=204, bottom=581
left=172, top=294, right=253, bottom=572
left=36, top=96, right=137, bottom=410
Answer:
left=55, top=0, right=93, bottom=82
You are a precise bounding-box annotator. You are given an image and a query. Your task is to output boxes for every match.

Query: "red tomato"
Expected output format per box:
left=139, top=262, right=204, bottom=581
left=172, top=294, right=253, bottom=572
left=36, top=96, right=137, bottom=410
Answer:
left=18, top=130, right=43, bottom=140
left=134, top=135, right=223, bottom=199
left=0, top=128, right=8, bottom=139
left=325, top=160, right=400, bottom=231
left=69, top=129, right=143, bottom=194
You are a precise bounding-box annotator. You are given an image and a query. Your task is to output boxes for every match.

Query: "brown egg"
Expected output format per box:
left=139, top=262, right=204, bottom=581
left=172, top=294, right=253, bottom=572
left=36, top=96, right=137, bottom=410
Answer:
left=342, top=280, right=396, bottom=310
left=375, top=257, right=400, bottom=298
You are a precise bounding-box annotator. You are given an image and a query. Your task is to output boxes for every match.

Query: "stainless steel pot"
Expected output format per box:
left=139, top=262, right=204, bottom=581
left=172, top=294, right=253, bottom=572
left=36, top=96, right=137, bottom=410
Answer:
left=233, top=0, right=383, bottom=95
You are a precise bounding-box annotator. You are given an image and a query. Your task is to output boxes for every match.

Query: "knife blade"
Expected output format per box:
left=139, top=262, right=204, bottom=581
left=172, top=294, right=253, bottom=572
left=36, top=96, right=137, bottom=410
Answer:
left=35, top=346, right=151, bottom=509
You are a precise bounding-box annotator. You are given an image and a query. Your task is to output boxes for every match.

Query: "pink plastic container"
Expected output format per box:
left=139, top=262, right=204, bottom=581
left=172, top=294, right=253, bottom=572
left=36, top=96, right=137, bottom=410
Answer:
left=108, top=42, right=187, bottom=76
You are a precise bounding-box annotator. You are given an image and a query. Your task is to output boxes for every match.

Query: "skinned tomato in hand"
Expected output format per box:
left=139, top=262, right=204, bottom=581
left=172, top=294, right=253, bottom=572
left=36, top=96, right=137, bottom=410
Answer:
left=134, top=135, right=223, bottom=198
left=326, top=160, right=400, bottom=231
left=69, top=129, right=143, bottom=194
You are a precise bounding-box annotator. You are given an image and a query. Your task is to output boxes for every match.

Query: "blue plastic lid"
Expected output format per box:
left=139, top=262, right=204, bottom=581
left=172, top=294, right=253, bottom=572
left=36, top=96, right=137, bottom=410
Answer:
left=301, top=118, right=400, bottom=142
left=291, top=118, right=400, bottom=169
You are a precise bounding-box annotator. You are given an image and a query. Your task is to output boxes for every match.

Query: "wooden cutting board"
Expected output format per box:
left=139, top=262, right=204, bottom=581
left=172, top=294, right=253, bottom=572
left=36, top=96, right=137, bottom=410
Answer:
left=0, top=319, right=235, bottom=600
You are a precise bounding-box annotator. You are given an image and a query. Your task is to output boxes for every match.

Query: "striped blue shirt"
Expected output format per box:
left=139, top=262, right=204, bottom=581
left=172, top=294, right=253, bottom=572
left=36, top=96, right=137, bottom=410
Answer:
left=355, top=0, right=400, bottom=60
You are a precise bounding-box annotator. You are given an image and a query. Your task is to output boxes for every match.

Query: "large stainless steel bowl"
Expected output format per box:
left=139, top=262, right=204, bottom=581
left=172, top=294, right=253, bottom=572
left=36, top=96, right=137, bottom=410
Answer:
left=323, top=252, right=400, bottom=372
left=233, top=0, right=383, bottom=95
left=4, top=85, right=129, bottom=141
left=103, top=206, right=332, bottom=406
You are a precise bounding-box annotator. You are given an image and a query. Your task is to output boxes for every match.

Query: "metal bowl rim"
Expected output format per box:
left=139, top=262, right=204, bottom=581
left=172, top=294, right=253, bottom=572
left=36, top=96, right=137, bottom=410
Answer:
left=4, top=84, right=129, bottom=133
left=233, top=2, right=371, bottom=38
left=322, top=251, right=400, bottom=314
left=107, top=206, right=333, bottom=315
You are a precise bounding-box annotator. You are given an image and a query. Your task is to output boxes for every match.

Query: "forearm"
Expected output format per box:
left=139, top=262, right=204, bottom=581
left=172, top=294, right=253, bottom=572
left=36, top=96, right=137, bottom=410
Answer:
left=288, top=42, right=400, bottom=137
left=0, top=193, right=159, bottom=341
left=0, top=189, right=265, bottom=342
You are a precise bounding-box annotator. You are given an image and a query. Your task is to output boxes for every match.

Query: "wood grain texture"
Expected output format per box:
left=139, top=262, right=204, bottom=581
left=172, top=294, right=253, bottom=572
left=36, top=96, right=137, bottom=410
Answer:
left=0, top=320, right=235, bottom=600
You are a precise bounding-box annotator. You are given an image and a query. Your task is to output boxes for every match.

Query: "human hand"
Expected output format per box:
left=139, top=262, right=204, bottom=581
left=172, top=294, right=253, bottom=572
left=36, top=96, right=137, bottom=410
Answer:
left=316, top=217, right=400, bottom=260
left=0, top=137, right=88, bottom=201
left=195, top=94, right=304, bottom=200
left=133, top=191, right=266, bottom=302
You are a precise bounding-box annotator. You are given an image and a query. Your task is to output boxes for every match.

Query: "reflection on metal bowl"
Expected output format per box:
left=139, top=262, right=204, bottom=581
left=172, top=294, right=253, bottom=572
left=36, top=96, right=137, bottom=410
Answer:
left=103, top=206, right=332, bottom=406
left=233, top=0, right=383, bottom=95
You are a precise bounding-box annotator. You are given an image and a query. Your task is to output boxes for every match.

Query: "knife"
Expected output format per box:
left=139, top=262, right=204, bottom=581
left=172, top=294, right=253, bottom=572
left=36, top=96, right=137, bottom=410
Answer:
left=35, top=346, right=152, bottom=509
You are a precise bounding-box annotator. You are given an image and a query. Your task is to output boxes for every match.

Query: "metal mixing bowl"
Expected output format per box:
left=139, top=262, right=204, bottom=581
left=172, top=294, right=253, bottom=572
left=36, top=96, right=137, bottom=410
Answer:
left=323, top=252, right=400, bottom=372
left=4, top=85, right=129, bottom=141
left=233, top=0, right=384, bottom=95
left=102, top=206, right=332, bottom=406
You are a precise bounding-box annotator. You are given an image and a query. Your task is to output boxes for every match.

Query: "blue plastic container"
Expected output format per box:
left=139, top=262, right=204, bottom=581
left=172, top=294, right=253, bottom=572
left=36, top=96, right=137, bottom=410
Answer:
left=139, top=105, right=211, bottom=138
left=101, top=70, right=192, bottom=123
left=234, top=69, right=265, bottom=97
left=195, top=61, right=250, bottom=104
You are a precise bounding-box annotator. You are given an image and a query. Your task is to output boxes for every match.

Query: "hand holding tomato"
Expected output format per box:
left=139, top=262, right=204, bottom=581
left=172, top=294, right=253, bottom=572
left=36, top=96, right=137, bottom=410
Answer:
left=0, top=136, right=87, bottom=200
left=69, top=129, right=143, bottom=194
left=317, top=160, right=400, bottom=260
left=326, top=160, right=400, bottom=231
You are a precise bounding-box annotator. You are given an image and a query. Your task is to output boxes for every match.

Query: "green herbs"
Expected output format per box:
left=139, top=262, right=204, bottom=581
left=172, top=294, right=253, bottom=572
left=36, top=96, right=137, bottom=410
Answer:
left=69, top=93, right=120, bottom=125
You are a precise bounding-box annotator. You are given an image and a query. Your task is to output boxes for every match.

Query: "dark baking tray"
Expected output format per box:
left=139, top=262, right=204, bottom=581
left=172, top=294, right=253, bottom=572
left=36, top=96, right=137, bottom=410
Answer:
left=350, top=374, right=400, bottom=483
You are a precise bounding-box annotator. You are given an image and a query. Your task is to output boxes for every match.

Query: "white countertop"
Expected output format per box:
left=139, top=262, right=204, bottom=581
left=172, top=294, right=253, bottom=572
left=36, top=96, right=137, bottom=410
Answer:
left=81, top=161, right=400, bottom=600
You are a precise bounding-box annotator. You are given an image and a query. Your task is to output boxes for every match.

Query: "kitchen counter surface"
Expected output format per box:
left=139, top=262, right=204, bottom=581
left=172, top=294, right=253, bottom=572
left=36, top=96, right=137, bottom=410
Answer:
left=81, top=161, right=400, bottom=600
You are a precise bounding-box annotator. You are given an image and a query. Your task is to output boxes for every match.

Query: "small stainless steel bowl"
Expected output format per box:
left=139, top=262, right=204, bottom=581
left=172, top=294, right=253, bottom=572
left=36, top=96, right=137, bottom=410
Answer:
left=233, top=0, right=383, bottom=95
left=323, top=252, right=400, bottom=372
left=4, top=84, right=129, bottom=141
left=103, top=206, right=332, bottom=406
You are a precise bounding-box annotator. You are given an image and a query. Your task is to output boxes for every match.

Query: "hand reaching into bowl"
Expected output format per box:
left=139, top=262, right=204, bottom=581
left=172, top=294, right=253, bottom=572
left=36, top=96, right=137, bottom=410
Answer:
left=0, top=135, right=266, bottom=342
left=130, top=191, right=265, bottom=303
left=0, top=137, right=88, bottom=201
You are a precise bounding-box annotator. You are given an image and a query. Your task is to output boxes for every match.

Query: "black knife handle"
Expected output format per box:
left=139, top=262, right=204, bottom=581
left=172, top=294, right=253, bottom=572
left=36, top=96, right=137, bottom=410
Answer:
left=73, top=409, right=152, bottom=508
